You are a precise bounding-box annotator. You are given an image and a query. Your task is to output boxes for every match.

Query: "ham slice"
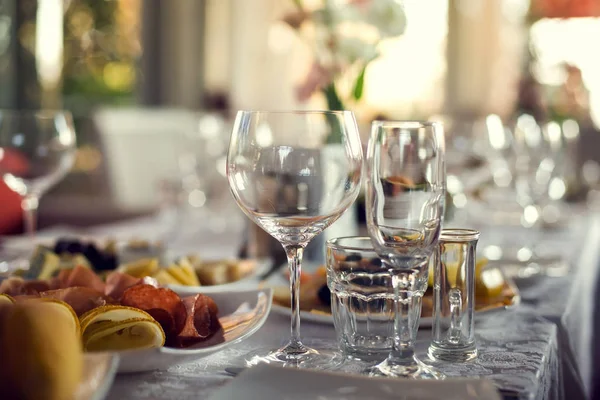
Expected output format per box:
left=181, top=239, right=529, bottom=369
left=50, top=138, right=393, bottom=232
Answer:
left=0, top=277, right=25, bottom=296
left=40, top=287, right=117, bottom=316
left=104, top=272, right=140, bottom=300
left=174, top=294, right=222, bottom=347
left=0, top=277, right=49, bottom=296
left=62, top=265, right=106, bottom=293
left=104, top=272, right=159, bottom=300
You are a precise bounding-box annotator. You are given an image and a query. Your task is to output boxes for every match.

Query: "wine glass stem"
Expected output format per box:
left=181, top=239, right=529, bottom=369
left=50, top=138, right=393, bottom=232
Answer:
left=285, top=244, right=304, bottom=348
left=388, top=271, right=419, bottom=365
left=22, top=195, right=39, bottom=240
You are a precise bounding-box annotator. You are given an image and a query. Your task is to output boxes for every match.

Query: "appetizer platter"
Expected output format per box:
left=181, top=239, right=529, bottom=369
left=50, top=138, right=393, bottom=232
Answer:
left=6, top=237, right=269, bottom=290
left=0, top=238, right=273, bottom=373
left=268, top=259, right=520, bottom=326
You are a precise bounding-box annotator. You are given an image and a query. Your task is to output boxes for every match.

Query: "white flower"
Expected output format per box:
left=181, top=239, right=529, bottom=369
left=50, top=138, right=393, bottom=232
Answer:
left=365, top=0, right=406, bottom=38
left=336, top=37, right=379, bottom=64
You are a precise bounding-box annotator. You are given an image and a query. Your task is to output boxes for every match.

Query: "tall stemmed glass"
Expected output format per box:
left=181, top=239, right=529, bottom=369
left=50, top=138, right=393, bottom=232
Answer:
left=366, top=121, right=445, bottom=378
left=0, top=110, right=76, bottom=240
left=227, top=110, right=363, bottom=367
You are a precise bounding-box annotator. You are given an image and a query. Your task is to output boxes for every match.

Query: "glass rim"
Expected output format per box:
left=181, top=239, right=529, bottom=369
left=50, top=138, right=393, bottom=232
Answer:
left=439, top=228, right=480, bottom=242
left=236, top=110, right=355, bottom=116
left=326, top=236, right=374, bottom=251
left=371, top=120, right=441, bottom=129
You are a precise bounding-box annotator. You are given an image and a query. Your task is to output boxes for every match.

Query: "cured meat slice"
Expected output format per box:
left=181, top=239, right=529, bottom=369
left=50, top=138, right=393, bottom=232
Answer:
left=40, top=287, right=117, bottom=317
left=120, top=284, right=186, bottom=337
left=63, top=265, right=106, bottom=293
left=173, top=294, right=222, bottom=348
left=0, top=277, right=26, bottom=296
left=21, top=280, right=51, bottom=294
left=104, top=272, right=159, bottom=300
left=104, top=272, right=140, bottom=300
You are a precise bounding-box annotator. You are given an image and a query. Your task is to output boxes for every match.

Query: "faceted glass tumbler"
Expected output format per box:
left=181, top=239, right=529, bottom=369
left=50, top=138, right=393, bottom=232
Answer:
left=429, top=229, right=480, bottom=362
left=326, top=237, right=394, bottom=361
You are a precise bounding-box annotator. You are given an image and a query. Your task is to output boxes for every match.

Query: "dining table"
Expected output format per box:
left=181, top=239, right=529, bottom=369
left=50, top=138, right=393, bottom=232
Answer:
left=2, top=202, right=596, bottom=400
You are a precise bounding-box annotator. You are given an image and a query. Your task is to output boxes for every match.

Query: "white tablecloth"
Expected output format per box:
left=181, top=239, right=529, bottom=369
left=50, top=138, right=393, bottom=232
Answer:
left=2, top=208, right=595, bottom=400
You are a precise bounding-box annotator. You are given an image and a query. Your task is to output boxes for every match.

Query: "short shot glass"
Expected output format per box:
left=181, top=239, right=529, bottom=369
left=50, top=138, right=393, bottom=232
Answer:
left=326, top=237, right=393, bottom=361
left=428, top=229, right=480, bottom=362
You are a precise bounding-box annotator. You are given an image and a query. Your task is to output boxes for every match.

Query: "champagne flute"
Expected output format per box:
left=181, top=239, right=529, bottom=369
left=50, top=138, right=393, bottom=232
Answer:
left=0, top=110, right=76, bottom=242
left=227, top=110, right=363, bottom=367
left=365, top=121, right=445, bottom=378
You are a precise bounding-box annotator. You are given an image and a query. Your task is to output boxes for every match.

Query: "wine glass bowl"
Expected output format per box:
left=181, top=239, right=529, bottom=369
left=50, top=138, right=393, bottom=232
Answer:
left=227, top=110, right=363, bottom=367
left=365, top=120, right=445, bottom=379
left=0, top=110, right=76, bottom=237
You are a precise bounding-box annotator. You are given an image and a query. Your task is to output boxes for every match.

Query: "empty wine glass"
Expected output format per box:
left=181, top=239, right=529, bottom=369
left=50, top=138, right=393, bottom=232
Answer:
left=365, top=121, right=445, bottom=379
left=227, top=110, right=363, bottom=368
left=510, top=114, right=568, bottom=275
left=0, top=110, right=76, bottom=240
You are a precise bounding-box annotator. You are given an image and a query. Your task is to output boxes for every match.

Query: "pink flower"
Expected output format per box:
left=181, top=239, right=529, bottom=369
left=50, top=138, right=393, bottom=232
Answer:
left=296, top=62, right=334, bottom=101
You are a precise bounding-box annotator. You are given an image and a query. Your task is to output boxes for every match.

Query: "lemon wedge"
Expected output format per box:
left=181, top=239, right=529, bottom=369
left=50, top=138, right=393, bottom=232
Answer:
left=428, top=257, right=493, bottom=288
left=164, top=262, right=201, bottom=286
left=0, top=293, right=15, bottom=305
left=152, top=269, right=182, bottom=286
left=175, top=258, right=201, bottom=285
left=82, top=318, right=165, bottom=352
left=32, top=298, right=81, bottom=337
left=118, top=258, right=159, bottom=278
left=0, top=300, right=83, bottom=400
left=79, top=305, right=165, bottom=352
left=79, top=305, right=156, bottom=332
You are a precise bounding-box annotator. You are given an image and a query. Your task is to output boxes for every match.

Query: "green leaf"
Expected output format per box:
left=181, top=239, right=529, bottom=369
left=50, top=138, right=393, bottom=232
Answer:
left=352, top=66, right=367, bottom=101
left=323, top=83, right=344, bottom=111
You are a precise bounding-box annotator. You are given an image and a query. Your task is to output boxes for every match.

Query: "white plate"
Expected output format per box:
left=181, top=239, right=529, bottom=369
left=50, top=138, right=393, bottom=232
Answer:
left=116, top=288, right=272, bottom=373
left=79, top=353, right=119, bottom=400
left=166, top=258, right=272, bottom=293
left=208, top=364, right=502, bottom=400
left=270, top=304, right=437, bottom=327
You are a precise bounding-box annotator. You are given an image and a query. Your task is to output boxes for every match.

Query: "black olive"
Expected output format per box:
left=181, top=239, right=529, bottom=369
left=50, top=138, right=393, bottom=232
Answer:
left=102, top=255, right=119, bottom=271
left=345, top=254, right=362, bottom=262
left=370, top=258, right=382, bottom=267
left=65, top=241, right=84, bottom=254
left=83, top=243, right=104, bottom=270
left=54, top=238, right=79, bottom=254
left=317, top=284, right=331, bottom=306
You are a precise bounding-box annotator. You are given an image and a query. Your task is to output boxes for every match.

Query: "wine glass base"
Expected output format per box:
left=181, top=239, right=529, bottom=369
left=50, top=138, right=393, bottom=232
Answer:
left=367, top=358, right=444, bottom=379
left=243, top=343, right=343, bottom=370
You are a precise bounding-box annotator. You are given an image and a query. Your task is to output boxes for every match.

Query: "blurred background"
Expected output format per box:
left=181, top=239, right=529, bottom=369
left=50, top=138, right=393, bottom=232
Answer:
left=0, top=0, right=599, bottom=237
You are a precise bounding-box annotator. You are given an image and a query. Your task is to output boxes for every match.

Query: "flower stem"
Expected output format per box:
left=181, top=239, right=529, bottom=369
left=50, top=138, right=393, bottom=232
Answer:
left=322, top=83, right=344, bottom=144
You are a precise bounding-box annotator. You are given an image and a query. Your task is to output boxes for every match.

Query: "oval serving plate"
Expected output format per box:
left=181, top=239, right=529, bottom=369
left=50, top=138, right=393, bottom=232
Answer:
left=116, top=287, right=272, bottom=373
left=269, top=269, right=520, bottom=327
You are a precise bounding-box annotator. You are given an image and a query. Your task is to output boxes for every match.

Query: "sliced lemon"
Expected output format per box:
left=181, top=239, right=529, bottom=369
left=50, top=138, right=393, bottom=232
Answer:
left=82, top=317, right=165, bottom=352
left=176, top=258, right=201, bottom=285
left=79, top=305, right=156, bottom=334
left=117, top=258, right=159, bottom=278
left=152, top=269, right=182, bottom=286
left=428, top=257, right=490, bottom=288
left=0, top=293, right=15, bottom=305
left=29, top=298, right=81, bottom=337
left=477, top=268, right=505, bottom=299
left=167, top=263, right=200, bottom=286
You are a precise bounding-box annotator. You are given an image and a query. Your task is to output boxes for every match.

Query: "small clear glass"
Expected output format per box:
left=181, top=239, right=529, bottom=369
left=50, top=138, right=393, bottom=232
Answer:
left=326, top=237, right=393, bottom=361
left=429, top=229, right=479, bottom=362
